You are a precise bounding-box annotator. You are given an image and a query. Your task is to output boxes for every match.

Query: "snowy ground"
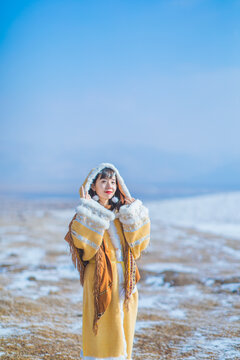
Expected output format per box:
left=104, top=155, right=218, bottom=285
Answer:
left=0, top=192, right=240, bottom=359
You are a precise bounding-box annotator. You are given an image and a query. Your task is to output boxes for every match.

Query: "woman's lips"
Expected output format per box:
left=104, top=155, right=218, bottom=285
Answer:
left=105, top=190, right=113, bottom=194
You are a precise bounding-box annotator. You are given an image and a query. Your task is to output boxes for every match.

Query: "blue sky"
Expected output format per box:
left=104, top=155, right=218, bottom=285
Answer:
left=0, top=0, right=240, bottom=195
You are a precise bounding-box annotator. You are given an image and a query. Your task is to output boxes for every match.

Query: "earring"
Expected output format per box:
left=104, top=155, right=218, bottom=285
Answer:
left=111, top=196, right=118, bottom=203
left=93, top=194, right=99, bottom=201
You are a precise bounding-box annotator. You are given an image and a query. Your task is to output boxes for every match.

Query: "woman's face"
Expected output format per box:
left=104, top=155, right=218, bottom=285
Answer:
left=92, top=174, right=117, bottom=202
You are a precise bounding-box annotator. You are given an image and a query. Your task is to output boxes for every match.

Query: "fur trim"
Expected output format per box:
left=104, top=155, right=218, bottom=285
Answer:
left=77, top=198, right=115, bottom=220
left=119, top=296, right=128, bottom=358
left=117, top=263, right=126, bottom=300
left=107, top=222, right=122, bottom=251
left=83, top=163, right=131, bottom=199
left=118, top=199, right=149, bottom=225
left=121, top=219, right=150, bottom=233
left=76, top=206, right=110, bottom=229
left=76, top=198, right=115, bottom=229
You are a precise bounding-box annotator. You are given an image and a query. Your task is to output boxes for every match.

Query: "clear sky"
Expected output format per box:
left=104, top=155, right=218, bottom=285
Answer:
left=0, top=0, right=240, bottom=194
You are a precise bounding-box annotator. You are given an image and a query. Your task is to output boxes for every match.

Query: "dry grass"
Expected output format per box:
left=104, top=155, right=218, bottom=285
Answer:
left=1, top=199, right=240, bottom=359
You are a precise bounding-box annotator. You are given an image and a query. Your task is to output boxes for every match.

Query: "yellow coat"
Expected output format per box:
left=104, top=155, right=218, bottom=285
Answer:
left=70, top=163, right=150, bottom=360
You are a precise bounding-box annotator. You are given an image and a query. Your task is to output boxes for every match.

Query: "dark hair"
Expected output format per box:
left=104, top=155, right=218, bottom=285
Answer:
left=89, top=167, right=124, bottom=211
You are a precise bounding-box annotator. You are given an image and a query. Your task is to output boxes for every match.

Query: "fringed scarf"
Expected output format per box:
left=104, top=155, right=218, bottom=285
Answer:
left=64, top=215, right=140, bottom=334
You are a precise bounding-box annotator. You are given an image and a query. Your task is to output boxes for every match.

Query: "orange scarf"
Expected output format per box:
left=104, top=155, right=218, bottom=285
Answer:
left=64, top=215, right=140, bottom=334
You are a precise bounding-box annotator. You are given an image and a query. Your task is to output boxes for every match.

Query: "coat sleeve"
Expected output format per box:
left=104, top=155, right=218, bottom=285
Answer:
left=70, top=198, right=115, bottom=261
left=118, top=199, right=150, bottom=259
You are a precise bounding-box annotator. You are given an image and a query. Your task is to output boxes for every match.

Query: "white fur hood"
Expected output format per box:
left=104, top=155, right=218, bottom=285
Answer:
left=79, top=162, right=131, bottom=200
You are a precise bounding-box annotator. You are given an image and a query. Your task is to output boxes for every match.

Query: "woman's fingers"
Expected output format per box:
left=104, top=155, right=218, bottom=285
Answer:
left=125, top=197, right=135, bottom=204
left=82, top=186, right=92, bottom=200
left=81, top=186, right=85, bottom=198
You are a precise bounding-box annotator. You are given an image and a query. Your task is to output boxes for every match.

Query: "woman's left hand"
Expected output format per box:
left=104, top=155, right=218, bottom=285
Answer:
left=124, top=197, right=135, bottom=205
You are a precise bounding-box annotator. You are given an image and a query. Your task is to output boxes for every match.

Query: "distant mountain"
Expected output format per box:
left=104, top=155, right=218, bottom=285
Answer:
left=0, top=144, right=239, bottom=197
left=70, top=145, right=240, bottom=199
left=189, top=159, right=240, bottom=187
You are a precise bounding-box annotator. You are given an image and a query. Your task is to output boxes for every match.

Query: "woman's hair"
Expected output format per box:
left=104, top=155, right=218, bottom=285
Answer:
left=89, top=167, right=125, bottom=210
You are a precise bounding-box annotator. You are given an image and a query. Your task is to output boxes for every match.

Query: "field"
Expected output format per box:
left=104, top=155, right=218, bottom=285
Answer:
left=0, top=195, right=240, bottom=359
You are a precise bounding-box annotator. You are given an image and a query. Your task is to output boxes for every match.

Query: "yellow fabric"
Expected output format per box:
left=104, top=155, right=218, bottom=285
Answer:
left=72, top=217, right=149, bottom=359
left=80, top=229, right=138, bottom=359
left=82, top=263, right=138, bottom=359
left=71, top=218, right=103, bottom=261
left=122, top=221, right=150, bottom=259
left=68, top=163, right=150, bottom=359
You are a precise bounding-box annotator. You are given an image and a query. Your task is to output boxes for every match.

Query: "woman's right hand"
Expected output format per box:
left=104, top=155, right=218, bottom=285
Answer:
left=124, top=197, right=135, bottom=205
left=81, top=186, right=91, bottom=200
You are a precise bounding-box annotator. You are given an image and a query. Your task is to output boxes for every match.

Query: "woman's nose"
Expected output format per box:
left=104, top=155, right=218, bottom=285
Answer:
left=106, top=180, right=113, bottom=188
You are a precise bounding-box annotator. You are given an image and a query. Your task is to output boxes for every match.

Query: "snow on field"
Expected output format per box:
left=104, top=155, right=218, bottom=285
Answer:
left=0, top=192, right=240, bottom=359
left=148, top=191, right=240, bottom=239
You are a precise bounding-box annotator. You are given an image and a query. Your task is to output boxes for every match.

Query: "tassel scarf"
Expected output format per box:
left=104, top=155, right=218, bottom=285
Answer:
left=64, top=215, right=140, bottom=334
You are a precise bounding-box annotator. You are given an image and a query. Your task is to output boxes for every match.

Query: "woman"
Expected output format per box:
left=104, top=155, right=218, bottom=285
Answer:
left=65, top=162, right=150, bottom=360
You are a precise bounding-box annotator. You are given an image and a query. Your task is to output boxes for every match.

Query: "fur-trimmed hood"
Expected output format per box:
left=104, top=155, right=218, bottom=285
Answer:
left=79, top=162, right=131, bottom=199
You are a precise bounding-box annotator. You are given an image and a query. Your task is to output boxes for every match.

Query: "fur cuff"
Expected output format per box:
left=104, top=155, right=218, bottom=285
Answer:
left=76, top=198, right=115, bottom=229
left=118, top=199, right=149, bottom=225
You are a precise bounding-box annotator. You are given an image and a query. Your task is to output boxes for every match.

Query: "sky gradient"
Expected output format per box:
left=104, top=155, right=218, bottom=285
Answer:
left=1, top=0, right=240, bottom=196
